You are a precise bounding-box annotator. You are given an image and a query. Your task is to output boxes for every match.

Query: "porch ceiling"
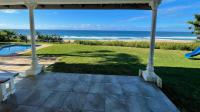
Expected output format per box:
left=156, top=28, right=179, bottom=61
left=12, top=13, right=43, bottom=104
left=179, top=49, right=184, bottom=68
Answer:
left=0, top=0, right=161, bottom=10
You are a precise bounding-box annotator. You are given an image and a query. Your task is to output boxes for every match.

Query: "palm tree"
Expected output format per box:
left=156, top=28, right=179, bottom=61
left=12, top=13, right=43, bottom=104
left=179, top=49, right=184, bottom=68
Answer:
left=188, top=14, right=200, bottom=40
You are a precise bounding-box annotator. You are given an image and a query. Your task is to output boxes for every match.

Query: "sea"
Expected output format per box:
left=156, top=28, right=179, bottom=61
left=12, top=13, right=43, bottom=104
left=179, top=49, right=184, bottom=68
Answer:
left=13, top=29, right=196, bottom=41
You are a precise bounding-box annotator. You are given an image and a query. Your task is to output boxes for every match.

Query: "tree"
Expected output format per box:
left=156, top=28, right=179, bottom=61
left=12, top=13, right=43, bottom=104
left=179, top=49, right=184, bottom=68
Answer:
left=36, top=32, right=63, bottom=43
left=0, top=30, right=18, bottom=42
left=0, top=31, right=7, bottom=41
left=19, top=34, right=28, bottom=43
left=188, top=14, right=200, bottom=40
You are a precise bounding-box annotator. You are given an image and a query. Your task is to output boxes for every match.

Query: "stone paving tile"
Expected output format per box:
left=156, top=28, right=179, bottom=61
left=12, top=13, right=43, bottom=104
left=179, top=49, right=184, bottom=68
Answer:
left=105, top=94, right=129, bottom=112
left=103, top=75, right=117, bottom=83
left=36, top=107, right=62, bottom=112
left=116, top=76, right=141, bottom=84
left=104, top=83, right=123, bottom=95
left=21, top=89, right=52, bottom=106
left=79, top=74, right=93, bottom=82
left=154, top=89, right=180, bottom=112
left=137, top=81, right=162, bottom=98
left=36, top=79, right=60, bottom=91
left=37, top=72, right=57, bottom=81
left=37, top=107, right=76, bottom=112
left=91, top=75, right=105, bottom=83
left=121, top=83, right=141, bottom=96
left=73, top=81, right=92, bottom=93
left=6, top=89, right=34, bottom=105
left=54, top=73, right=80, bottom=83
left=104, top=83, right=121, bottom=95
left=146, top=96, right=179, bottom=112
left=43, top=91, right=69, bottom=108
left=0, top=100, right=18, bottom=112
left=89, top=82, right=104, bottom=94
left=127, top=95, right=151, bottom=112
left=55, top=81, right=75, bottom=92
left=102, top=76, right=112, bottom=83
left=13, top=105, right=38, bottom=112
left=84, top=93, right=105, bottom=112
left=15, top=78, right=39, bottom=90
left=62, top=92, right=88, bottom=112
left=104, top=75, right=124, bottom=95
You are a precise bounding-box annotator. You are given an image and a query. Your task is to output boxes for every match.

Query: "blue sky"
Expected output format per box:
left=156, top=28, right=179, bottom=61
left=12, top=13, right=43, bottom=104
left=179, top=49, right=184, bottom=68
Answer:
left=0, top=0, right=199, bottom=31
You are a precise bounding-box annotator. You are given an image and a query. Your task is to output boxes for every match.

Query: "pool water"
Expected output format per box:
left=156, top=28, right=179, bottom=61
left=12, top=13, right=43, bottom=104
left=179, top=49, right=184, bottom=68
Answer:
left=0, top=45, right=32, bottom=56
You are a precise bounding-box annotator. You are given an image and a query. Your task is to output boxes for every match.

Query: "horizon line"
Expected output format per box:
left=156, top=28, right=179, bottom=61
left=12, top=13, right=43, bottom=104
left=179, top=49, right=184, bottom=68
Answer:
left=0, top=28, right=191, bottom=32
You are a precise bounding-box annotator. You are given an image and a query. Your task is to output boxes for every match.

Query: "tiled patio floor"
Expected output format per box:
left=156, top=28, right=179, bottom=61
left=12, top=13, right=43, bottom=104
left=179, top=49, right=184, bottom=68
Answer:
left=0, top=72, right=179, bottom=112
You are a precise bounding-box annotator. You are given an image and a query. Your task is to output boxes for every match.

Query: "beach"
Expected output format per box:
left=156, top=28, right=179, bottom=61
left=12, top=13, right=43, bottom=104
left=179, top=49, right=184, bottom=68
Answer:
left=63, top=39, right=195, bottom=43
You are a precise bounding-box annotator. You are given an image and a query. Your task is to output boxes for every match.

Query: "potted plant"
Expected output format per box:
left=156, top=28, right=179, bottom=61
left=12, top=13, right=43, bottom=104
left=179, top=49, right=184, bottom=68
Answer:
left=188, top=14, right=200, bottom=40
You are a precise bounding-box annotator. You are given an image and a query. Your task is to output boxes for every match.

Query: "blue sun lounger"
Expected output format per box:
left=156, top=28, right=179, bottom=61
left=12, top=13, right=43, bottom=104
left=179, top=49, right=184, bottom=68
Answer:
left=185, top=47, right=200, bottom=58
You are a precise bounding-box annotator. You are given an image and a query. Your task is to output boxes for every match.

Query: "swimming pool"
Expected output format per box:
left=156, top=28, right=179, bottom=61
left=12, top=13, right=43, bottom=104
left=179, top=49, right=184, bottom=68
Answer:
left=0, top=45, right=32, bottom=56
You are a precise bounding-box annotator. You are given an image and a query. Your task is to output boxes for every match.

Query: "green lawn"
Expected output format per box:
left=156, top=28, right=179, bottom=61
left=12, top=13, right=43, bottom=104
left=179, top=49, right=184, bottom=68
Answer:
left=35, top=44, right=200, bottom=112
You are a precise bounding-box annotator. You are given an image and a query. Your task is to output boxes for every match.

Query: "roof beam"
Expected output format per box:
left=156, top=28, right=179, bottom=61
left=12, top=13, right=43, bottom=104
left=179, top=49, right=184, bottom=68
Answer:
left=0, top=0, right=162, bottom=10
left=0, top=3, right=151, bottom=10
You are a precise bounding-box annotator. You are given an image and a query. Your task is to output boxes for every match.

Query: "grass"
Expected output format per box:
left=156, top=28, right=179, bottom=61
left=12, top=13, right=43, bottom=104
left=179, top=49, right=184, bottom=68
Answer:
left=29, top=43, right=200, bottom=112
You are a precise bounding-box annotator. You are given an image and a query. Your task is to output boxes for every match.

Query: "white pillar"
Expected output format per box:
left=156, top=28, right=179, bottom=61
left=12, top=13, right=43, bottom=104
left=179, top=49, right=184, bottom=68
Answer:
left=139, top=0, right=162, bottom=88
left=28, top=2, right=37, bottom=67
left=25, top=1, right=43, bottom=76
left=147, top=1, right=158, bottom=74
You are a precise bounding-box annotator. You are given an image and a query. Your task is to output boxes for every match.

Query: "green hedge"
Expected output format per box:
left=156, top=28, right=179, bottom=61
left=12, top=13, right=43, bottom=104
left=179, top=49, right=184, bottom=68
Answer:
left=74, top=40, right=200, bottom=51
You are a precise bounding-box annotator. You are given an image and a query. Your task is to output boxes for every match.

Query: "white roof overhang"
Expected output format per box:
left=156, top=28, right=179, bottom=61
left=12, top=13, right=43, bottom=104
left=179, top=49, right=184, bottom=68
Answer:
left=0, top=0, right=162, bottom=10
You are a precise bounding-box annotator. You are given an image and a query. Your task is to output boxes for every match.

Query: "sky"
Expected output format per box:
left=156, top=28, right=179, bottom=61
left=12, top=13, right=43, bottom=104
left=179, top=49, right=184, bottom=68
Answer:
left=0, top=0, right=199, bottom=32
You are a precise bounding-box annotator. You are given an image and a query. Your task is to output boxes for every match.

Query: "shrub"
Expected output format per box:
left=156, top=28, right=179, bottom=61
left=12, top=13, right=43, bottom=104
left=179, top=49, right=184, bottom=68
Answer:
left=0, top=30, right=19, bottom=42
left=36, top=32, right=63, bottom=43
left=74, top=40, right=200, bottom=51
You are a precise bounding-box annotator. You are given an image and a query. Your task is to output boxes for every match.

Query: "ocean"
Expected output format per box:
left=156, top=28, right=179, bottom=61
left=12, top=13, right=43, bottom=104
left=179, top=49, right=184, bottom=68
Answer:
left=13, top=29, right=196, bottom=41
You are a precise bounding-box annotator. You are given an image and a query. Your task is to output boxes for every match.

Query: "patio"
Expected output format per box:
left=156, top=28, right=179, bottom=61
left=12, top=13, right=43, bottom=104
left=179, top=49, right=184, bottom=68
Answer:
left=0, top=72, right=179, bottom=112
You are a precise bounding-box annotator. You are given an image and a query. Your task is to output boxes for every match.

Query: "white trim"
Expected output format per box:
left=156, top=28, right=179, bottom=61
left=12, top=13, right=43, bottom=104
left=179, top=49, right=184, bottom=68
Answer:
left=0, top=0, right=161, bottom=5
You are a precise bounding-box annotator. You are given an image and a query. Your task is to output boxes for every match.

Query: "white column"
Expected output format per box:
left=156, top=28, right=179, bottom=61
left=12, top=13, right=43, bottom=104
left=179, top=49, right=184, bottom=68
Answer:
left=147, top=1, right=158, bottom=74
left=28, top=3, right=37, bottom=67
left=25, top=1, right=43, bottom=76
left=139, top=0, right=162, bottom=88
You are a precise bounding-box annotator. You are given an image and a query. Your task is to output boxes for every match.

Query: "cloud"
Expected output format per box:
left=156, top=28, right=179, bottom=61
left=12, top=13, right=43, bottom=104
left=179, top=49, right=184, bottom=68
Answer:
left=0, top=9, right=18, bottom=14
left=120, top=16, right=149, bottom=22
left=59, top=24, right=111, bottom=30
left=0, top=23, right=7, bottom=27
left=0, top=22, right=153, bottom=31
left=160, top=2, right=200, bottom=14
left=160, top=5, right=193, bottom=14
left=119, top=1, right=198, bottom=22
left=0, top=23, right=28, bottom=29
left=162, top=0, right=176, bottom=4
left=33, top=23, right=144, bottom=31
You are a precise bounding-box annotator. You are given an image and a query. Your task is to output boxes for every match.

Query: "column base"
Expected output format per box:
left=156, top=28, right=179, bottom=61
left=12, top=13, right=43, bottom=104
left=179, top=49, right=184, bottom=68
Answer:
left=139, top=69, right=162, bottom=88
left=24, top=64, right=44, bottom=76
